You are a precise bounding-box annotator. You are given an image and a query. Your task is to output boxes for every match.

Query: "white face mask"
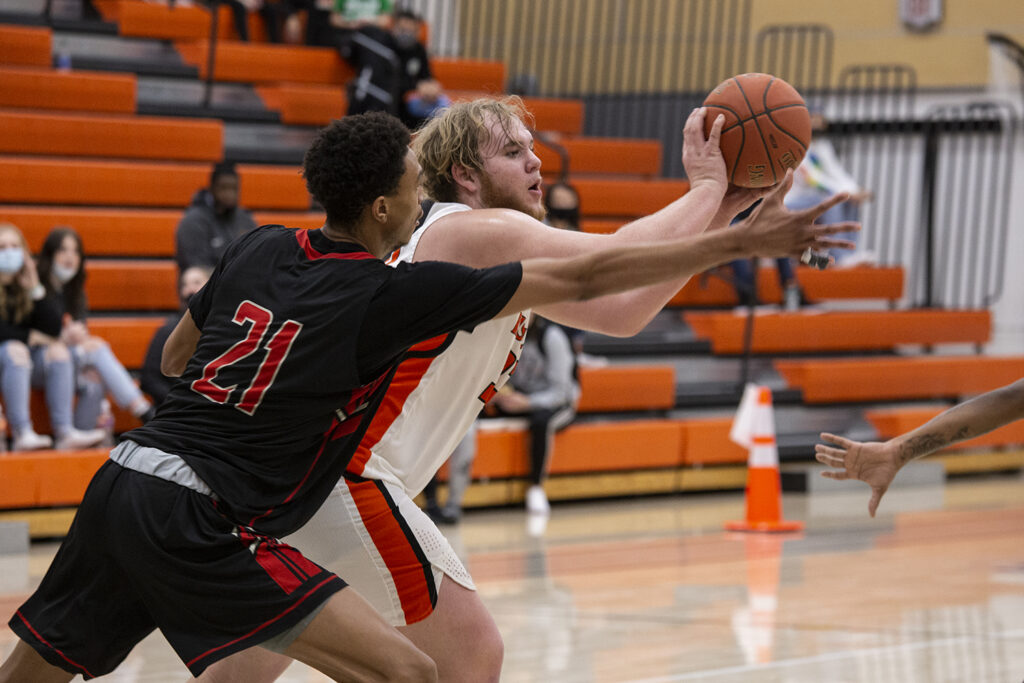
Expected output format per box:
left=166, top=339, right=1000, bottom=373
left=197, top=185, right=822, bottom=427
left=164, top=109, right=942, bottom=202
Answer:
left=53, top=263, right=78, bottom=284
left=0, top=247, right=24, bottom=275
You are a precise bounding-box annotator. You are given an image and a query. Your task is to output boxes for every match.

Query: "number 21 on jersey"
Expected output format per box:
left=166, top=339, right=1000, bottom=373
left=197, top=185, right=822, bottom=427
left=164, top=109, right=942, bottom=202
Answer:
left=192, top=300, right=303, bottom=415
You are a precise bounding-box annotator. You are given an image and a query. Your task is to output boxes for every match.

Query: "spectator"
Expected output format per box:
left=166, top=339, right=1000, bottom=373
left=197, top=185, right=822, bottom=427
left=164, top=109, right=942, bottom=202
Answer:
left=175, top=162, right=257, bottom=272
left=332, top=0, right=396, bottom=116
left=0, top=223, right=104, bottom=451
left=335, top=6, right=449, bottom=129
left=543, top=181, right=581, bottom=232
left=259, top=0, right=307, bottom=44
left=490, top=315, right=580, bottom=515
left=785, top=111, right=871, bottom=265
left=543, top=181, right=588, bottom=354
left=37, top=227, right=156, bottom=430
left=390, top=10, right=449, bottom=129
left=140, top=265, right=213, bottom=410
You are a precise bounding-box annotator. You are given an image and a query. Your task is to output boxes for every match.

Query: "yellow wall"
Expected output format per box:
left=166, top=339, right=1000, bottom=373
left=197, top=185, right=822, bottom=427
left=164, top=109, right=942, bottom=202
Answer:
left=455, top=0, right=1024, bottom=92
left=750, top=0, right=1024, bottom=87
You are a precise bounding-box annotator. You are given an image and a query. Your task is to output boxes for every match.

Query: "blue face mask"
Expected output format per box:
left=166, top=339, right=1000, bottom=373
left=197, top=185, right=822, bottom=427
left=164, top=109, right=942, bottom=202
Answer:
left=0, top=247, right=24, bottom=275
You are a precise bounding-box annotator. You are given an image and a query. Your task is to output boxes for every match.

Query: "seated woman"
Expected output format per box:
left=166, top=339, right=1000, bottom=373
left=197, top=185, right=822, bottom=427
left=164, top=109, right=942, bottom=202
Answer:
left=0, top=223, right=105, bottom=450
left=37, top=227, right=154, bottom=436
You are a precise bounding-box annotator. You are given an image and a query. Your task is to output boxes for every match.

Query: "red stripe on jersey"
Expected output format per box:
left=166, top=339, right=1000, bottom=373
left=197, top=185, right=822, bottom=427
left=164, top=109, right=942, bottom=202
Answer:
left=345, top=478, right=434, bottom=623
left=14, top=610, right=95, bottom=678
left=186, top=575, right=339, bottom=670
left=295, top=229, right=375, bottom=261
left=347, top=351, right=439, bottom=476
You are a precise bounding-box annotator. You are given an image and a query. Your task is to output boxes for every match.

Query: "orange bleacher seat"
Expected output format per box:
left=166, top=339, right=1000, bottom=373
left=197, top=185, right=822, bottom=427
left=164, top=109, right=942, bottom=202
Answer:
left=865, top=405, right=1024, bottom=452
left=0, top=450, right=107, bottom=508
left=0, top=25, right=51, bottom=67
left=470, top=419, right=683, bottom=480
left=87, top=317, right=167, bottom=370
left=580, top=219, right=626, bottom=234
left=775, top=355, right=1024, bottom=403
left=3, top=207, right=324, bottom=256
left=574, top=178, right=690, bottom=218
left=5, top=206, right=179, bottom=255
left=576, top=365, right=676, bottom=413
left=0, top=110, right=223, bottom=162
left=255, top=83, right=346, bottom=126
left=520, top=97, right=584, bottom=135
left=536, top=138, right=662, bottom=178
left=86, top=260, right=179, bottom=310
left=679, top=417, right=749, bottom=465
left=176, top=40, right=349, bottom=84
left=668, top=265, right=904, bottom=307
left=0, top=158, right=310, bottom=210
left=432, top=59, right=505, bottom=93
left=684, top=309, right=991, bottom=354
left=0, top=66, right=136, bottom=114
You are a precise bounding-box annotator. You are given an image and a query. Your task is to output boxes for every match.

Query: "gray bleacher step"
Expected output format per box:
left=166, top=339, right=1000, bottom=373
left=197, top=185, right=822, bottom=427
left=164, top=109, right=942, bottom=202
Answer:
left=137, top=76, right=279, bottom=123
left=584, top=336, right=710, bottom=356
left=781, top=461, right=945, bottom=493
left=52, top=31, right=198, bottom=78
left=674, top=381, right=804, bottom=408
left=582, top=308, right=711, bottom=356
left=0, top=522, right=29, bottom=556
left=224, top=123, right=318, bottom=164
left=0, top=9, right=116, bottom=33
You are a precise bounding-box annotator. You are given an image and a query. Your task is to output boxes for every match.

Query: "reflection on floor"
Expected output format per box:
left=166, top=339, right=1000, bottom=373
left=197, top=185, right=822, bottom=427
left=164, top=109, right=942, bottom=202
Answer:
left=2, top=475, right=1023, bottom=682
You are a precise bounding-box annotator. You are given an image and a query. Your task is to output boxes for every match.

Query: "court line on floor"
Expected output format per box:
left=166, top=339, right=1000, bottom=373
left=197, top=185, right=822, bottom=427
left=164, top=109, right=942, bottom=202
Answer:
left=626, top=630, right=1024, bottom=682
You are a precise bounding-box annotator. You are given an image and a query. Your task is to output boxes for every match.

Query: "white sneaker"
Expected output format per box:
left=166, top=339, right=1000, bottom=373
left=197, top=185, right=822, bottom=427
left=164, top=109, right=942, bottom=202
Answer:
left=12, top=429, right=53, bottom=451
left=55, top=427, right=107, bottom=450
left=525, top=485, right=550, bottom=515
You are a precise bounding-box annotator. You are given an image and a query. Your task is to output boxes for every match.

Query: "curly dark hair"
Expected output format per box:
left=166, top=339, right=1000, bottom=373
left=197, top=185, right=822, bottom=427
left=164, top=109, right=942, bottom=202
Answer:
left=303, top=113, right=412, bottom=226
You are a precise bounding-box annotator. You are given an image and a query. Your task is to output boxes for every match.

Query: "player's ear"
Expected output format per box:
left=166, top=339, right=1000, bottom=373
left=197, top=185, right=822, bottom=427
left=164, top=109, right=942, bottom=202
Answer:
left=370, top=195, right=389, bottom=223
left=451, top=163, right=479, bottom=194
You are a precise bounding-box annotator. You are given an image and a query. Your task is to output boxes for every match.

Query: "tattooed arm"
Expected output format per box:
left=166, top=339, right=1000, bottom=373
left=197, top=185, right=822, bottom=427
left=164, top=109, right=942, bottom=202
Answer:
left=815, top=377, right=1024, bottom=517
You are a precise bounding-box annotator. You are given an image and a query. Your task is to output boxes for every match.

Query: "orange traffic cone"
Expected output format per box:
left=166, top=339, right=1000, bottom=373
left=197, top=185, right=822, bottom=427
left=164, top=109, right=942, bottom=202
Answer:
left=726, top=386, right=803, bottom=532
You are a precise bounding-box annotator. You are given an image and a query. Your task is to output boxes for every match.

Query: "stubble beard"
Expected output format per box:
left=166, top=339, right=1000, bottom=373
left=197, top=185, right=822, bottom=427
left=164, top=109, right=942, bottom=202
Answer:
left=479, top=174, right=546, bottom=221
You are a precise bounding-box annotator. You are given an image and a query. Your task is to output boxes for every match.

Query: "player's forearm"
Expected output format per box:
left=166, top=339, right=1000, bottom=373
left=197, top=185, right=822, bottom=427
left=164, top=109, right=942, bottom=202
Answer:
left=161, top=311, right=201, bottom=377
left=536, top=183, right=726, bottom=334
left=609, top=181, right=726, bottom=244
left=890, top=378, right=1024, bottom=465
left=505, top=227, right=745, bottom=317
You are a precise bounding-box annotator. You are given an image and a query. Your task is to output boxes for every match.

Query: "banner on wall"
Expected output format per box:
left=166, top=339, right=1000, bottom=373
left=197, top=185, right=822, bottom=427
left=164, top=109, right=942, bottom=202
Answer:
left=900, top=0, right=943, bottom=32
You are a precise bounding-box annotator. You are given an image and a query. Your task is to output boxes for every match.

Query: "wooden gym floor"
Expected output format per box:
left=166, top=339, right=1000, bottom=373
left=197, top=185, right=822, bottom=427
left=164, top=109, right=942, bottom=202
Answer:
left=2, top=472, right=1023, bottom=682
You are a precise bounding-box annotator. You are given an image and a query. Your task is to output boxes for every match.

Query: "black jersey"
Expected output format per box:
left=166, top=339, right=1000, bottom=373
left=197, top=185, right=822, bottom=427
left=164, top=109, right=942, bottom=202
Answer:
left=127, top=225, right=520, bottom=536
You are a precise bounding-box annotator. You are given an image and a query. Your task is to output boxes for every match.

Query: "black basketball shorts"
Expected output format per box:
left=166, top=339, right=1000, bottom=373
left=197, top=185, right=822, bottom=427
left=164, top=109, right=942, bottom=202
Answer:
left=9, top=460, right=346, bottom=679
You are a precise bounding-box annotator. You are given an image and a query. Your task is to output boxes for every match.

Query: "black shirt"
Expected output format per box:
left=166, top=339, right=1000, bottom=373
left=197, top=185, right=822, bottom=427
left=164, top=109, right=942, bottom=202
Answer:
left=127, top=225, right=521, bottom=536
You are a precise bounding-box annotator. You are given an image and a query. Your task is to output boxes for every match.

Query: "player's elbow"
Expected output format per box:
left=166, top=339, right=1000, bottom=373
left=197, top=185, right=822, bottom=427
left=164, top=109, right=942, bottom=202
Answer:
left=160, top=354, right=185, bottom=378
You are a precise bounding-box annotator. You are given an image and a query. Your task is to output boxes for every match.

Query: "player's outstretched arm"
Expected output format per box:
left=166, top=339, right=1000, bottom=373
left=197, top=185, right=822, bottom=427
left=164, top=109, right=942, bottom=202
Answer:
left=816, top=377, right=1024, bottom=516
left=495, top=203, right=853, bottom=319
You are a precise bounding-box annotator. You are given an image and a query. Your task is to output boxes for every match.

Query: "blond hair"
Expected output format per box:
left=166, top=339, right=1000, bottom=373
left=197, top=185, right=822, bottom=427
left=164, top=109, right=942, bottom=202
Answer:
left=0, top=222, right=34, bottom=324
left=413, top=96, right=535, bottom=203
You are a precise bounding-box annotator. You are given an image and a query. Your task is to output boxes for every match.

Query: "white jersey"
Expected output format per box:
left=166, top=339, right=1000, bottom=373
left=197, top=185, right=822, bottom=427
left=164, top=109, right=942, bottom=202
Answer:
left=345, top=202, right=528, bottom=495
left=288, top=202, right=529, bottom=625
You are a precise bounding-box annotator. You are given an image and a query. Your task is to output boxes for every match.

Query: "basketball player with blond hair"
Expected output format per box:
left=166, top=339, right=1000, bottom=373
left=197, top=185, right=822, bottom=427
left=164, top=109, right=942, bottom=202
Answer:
left=198, top=97, right=856, bottom=683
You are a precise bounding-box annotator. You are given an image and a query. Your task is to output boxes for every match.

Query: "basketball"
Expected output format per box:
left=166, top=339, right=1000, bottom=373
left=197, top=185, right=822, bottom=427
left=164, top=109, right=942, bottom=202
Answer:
left=702, top=73, right=812, bottom=188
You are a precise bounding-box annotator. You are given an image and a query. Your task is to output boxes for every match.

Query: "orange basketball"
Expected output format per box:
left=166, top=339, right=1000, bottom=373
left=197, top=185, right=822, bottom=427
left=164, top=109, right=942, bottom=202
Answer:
left=702, top=73, right=811, bottom=188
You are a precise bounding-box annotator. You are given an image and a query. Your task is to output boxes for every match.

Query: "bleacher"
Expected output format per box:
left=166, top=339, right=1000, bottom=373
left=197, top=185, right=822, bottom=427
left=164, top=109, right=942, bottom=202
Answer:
left=1, top=0, right=1022, bottom=537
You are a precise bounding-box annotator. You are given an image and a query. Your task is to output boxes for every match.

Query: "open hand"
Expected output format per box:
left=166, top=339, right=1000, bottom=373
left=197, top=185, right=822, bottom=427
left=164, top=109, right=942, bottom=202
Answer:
left=815, top=433, right=902, bottom=517
left=741, top=174, right=860, bottom=259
